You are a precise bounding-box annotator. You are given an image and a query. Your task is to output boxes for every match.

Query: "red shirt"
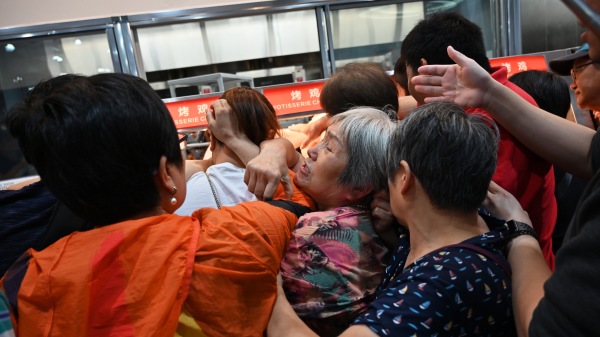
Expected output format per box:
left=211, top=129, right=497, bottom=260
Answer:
left=468, top=66, right=557, bottom=269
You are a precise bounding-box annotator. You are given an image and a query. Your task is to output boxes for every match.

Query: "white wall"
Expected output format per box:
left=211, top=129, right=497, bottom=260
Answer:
left=0, top=0, right=263, bottom=29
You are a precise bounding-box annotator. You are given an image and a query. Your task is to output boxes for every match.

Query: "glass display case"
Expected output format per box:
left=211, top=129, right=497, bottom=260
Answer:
left=0, top=0, right=521, bottom=181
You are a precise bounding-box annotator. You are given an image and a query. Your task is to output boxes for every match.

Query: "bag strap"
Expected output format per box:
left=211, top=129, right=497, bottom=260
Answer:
left=264, top=199, right=312, bottom=218
left=202, top=169, right=222, bottom=209
left=453, top=243, right=512, bottom=277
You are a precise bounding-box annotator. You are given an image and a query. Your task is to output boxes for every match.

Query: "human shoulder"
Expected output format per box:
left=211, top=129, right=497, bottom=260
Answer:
left=205, top=162, right=246, bottom=178
left=355, top=240, right=512, bottom=336
left=185, top=159, right=212, bottom=180
left=193, top=202, right=297, bottom=277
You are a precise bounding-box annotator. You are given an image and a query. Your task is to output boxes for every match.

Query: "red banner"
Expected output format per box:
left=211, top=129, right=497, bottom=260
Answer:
left=262, top=81, right=325, bottom=117
left=490, top=55, right=548, bottom=78
left=164, top=96, right=219, bottom=129
left=164, top=81, right=327, bottom=130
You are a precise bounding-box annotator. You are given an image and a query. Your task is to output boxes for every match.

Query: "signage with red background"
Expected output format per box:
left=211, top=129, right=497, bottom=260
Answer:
left=262, top=81, right=324, bottom=117
left=165, top=81, right=325, bottom=130
left=165, top=95, right=219, bottom=130
left=165, top=56, right=547, bottom=130
left=489, top=55, right=548, bottom=78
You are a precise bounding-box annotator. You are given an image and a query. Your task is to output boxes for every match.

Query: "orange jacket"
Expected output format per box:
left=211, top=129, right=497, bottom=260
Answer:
left=3, top=176, right=314, bottom=337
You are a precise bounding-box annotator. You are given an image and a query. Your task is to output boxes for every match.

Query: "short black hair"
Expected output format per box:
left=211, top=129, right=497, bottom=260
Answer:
left=393, top=56, right=409, bottom=94
left=388, top=102, right=499, bottom=212
left=509, top=70, right=571, bottom=119
left=320, top=62, right=398, bottom=116
left=8, top=73, right=183, bottom=226
left=401, top=12, right=492, bottom=74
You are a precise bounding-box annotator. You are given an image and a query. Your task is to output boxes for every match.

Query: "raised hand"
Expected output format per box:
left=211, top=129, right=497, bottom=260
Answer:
left=244, top=155, right=290, bottom=200
left=412, top=46, right=496, bottom=109
left=483, top=180, right=532, bottom=225
left=244, top=139, right=298, bottom=200
left=206, top=99, right=247, bottom=144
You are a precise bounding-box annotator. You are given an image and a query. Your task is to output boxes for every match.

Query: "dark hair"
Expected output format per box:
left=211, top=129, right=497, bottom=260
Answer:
left=220, top=86, right=281, bottom=144
left=393, top=56, right=409, bottom=94
left=401, top=12, right=492, bottom=74
left=7, top=73, right=183, bottom=226
left=509, top=70, right=571, bottom=119
left=320, top=62, right=399, bottom=116
left=388, top=102, right=499, bottom=211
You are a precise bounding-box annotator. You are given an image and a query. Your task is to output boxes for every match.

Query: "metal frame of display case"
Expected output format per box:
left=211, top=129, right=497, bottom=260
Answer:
left=167, top=73, right=255, bottom=97
left=0, top=0, right=523, bottom=81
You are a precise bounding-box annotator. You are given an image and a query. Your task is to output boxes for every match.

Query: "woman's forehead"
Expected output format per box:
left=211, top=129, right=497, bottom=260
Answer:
left=325, top=123, right=343, bottom=144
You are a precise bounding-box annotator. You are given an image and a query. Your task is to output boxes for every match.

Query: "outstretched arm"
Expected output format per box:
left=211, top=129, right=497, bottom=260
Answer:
left=208, top=99, right=297, bottom=200
left=483, top=181, right=551, bottom=337
left=413, top=46, right=596, bottom=180
left=243, top=138, right=303, bottom=200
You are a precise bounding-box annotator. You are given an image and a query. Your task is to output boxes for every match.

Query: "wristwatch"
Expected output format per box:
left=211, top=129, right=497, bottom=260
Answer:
left=505, top=220, right=538, bottom=240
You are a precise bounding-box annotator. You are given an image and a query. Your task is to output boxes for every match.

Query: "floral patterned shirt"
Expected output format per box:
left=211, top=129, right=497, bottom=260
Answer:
left=281, top=206, right=388, bottom=336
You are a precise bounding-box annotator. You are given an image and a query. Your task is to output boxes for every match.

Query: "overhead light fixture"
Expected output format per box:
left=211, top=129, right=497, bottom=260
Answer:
left=5, top=44, right=15, bottom=52
left=248, top=6, right=270, bottom=10
left=52, top=55, right=64, bottom=62
left=75, top=39, right=82, bottom=45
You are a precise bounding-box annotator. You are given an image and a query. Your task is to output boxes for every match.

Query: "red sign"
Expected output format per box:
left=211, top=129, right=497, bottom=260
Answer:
left=164, top=96, right=219, bottom=129
left=262, top=81, right=325, bottom=117
left=490, top=55, right=548, bottom=78
left=163, top=81, right=327, bottom=130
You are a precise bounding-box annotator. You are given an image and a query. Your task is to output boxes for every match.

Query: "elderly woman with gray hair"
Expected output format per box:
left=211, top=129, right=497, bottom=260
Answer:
left=209, top=105, right=397, bottom=336
left=267, top=102, right=519, bottom=337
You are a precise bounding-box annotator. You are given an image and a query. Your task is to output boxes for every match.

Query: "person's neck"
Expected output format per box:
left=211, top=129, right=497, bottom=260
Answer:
left=315, top=197, right=367, bottom=212
left=211, top=145, right=245, bottom=168
left=404, top=206, right=485, bottom=266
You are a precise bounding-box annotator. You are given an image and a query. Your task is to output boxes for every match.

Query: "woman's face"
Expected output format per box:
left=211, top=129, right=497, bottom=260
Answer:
left=571, top=57, right=600, bottom=110
left=293, top=123, right=350, bottom=210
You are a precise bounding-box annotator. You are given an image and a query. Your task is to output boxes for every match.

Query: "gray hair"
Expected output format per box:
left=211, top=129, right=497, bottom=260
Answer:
left=387, top=101, right=499, bottom=211
left=331, top=107, right=397, bottom=193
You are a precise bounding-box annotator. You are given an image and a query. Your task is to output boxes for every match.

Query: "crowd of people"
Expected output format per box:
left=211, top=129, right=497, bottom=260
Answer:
left=1, top=1, right=600, bottom=336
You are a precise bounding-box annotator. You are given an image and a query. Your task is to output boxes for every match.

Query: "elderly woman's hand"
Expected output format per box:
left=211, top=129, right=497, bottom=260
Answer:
left=244, top=139, right=298, bottom=200
left=245, top=156, right=290, bottom=201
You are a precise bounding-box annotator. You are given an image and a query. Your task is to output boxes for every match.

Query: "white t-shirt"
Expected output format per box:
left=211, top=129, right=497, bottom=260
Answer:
left=175, top=162, right=257, bottom=215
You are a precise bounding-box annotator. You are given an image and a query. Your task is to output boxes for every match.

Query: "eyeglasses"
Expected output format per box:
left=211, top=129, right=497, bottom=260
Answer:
left=571, top=61, right=597, bottom=80
left=179, top=134, right=188, bottom=150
